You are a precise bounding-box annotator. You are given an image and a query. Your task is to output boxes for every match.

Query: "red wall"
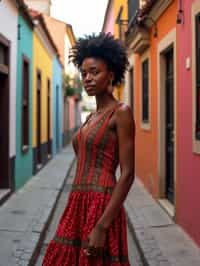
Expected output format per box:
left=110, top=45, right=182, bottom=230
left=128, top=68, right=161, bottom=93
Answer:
left=177, top=0, right=200, bottom=246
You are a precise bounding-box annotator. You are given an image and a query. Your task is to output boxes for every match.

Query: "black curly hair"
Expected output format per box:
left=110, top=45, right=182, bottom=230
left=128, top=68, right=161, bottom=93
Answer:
left=70, top=33, right=129, bottom=86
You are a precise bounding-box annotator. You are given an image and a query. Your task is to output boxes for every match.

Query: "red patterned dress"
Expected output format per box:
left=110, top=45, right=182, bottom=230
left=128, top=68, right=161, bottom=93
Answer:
left=42, top=102, right=130, bottom=266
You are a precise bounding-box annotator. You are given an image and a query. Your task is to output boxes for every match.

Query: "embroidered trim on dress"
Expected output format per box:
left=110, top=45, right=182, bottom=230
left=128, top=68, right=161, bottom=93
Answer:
left=53, top=236, right=129, bottom=263
left=71, top=183, right=114, bottom=194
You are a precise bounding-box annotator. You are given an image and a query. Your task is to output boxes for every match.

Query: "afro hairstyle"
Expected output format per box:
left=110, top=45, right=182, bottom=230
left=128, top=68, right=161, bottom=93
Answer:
left=70, top=33, right=129, bottom=86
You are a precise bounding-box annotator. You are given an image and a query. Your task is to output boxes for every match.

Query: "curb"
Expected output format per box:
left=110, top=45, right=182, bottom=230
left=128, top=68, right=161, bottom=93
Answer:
left=125, top=206, right=171, bottom=266
left=29, top=157, right=76, bottom=266
left=126, top=212, right=148, bottom=266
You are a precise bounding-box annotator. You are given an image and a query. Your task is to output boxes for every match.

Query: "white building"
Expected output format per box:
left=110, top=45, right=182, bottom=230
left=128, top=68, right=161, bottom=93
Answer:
left=0, top=0, right=18, bottom=196
left=24, top=0, right=51, bottom=15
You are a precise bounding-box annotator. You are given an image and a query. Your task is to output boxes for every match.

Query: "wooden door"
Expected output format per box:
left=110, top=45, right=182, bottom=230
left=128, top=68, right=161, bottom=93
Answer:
left=37, top=71, right=42, bottom=165
left=47, top=79, right=51, bottom=155
left=0, top=73, right=9, bottom=188
left=0, top=35, right=10, bottom=188
left=56, top=85, right=59, bottom=151
left=165, top=48, right=174, bottom=203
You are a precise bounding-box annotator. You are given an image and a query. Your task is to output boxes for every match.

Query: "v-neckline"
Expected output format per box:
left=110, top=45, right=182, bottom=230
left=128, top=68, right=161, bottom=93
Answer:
left=80, top=102, right=122, bottom=137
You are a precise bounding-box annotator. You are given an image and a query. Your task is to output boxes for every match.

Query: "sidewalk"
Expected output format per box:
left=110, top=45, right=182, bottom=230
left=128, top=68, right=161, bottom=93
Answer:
left=0, top=144, right=75, bottom=266
left=125, top=178, right=200, bottom=266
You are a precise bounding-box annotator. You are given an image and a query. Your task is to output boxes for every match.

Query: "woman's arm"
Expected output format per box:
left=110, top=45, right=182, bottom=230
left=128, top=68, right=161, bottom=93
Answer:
left=96, top=104, right=135, bottom=230
left=85, top=104, right=135, bottom=254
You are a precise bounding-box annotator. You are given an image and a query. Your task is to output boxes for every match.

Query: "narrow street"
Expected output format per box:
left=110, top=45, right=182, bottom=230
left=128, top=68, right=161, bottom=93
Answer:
left=35, top=161, right=144, bottom=266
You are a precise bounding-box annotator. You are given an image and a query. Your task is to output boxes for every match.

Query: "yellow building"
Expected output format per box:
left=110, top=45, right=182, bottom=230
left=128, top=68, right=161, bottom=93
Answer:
left=31, top=13, right=58, bottom=173
left=102, top=0, right=128, bottom=101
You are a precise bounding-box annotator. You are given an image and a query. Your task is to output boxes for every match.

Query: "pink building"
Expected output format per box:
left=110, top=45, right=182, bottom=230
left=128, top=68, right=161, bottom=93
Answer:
left=102, top=0, right=115, bottom=34
left=177, top=0, right=200, bottom=246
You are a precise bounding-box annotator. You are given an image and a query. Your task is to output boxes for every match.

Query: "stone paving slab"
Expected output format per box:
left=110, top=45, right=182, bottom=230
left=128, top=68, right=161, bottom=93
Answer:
left=0, top=144, right=75, bottom=266
left=125, top=178, right=200, bottom=266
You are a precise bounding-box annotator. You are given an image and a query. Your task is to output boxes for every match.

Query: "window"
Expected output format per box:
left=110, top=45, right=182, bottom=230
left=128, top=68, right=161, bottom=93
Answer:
left=0, top=34, right=9, bottom=74
left=21, top=56, right=30, bottom=152
left=142, top=59, right=149, bottom=122
left=195, top=13, right=200, bottom=140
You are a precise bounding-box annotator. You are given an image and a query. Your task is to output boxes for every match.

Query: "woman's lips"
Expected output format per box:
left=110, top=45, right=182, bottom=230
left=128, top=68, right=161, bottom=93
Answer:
left=85, top=86, right=95, bottom=92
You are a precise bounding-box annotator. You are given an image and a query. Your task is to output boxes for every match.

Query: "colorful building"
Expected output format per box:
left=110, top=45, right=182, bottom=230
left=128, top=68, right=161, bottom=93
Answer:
left=102, top=0, right=128, bottom=101
left=15, top=3, right=34, bottom=189
left=52, top=57, right=63, bottom=155
left=102, top=0, right=115, bottom=34
left=125, top=0, right=200, bottom=247
left=176, top=0, right=200, bottom=246
left=0, top=0, right=18, bottom=199
left=43, top=15, right=81, bottom=145
left=30, top=11, right=59, bottom=173
left=126, top=0, right=177, bottom=213
left=24, top=0, right=51, bottom=15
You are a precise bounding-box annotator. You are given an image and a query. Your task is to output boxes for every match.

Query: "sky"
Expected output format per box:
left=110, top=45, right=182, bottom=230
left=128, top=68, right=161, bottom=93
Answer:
left=51, top=0, right=109, bottom=38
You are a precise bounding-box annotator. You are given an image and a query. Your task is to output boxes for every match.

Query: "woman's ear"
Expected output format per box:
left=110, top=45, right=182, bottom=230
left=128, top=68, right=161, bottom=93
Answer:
left=110, top=72, right=114, bottom=85
left=108, top=73, right=114, bottom=95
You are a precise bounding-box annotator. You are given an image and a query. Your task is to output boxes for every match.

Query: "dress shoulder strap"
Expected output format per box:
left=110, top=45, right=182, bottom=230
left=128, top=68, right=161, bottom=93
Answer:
left=107, top=102, right=124, bottom=119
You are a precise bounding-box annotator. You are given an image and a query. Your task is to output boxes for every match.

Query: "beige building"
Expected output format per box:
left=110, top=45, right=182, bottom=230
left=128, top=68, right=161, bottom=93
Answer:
left=24, top=0, right=51, bottom=15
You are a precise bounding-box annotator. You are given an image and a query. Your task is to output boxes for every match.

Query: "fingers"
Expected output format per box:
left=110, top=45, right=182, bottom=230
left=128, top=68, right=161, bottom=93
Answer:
left=83, top=246, right=104, bottom=257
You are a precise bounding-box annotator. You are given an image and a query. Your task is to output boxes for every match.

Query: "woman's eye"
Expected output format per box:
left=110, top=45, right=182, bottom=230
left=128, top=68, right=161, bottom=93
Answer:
left=92, top=70, right=99, bottom=75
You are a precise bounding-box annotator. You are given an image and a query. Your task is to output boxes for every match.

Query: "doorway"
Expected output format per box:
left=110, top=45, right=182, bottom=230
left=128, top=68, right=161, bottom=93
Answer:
left=36, top=71, right=42, bottom=166
left=165, top=48, right=174, bottom=203
left=0, top=73, right=9, bottom=189
left=0, top=34, right=10, bottom=193
left=56, top=85, right=59, bottom=152
left=47, top=79, right=51, bottom=156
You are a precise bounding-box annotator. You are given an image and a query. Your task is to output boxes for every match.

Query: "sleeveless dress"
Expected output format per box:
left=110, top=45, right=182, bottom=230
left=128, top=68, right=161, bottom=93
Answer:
left=42, top=102, right=130, bottom=266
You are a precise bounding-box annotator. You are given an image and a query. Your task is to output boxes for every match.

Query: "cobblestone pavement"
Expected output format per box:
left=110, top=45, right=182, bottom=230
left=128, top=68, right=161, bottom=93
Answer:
left=35, top=161, right=144, bottom=266
left=0, top=145, right=75, bottom=266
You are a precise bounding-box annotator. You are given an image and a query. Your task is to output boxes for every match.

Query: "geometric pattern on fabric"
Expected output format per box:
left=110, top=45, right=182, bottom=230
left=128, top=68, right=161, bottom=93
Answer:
left=42, top=102, right=131, bottom=265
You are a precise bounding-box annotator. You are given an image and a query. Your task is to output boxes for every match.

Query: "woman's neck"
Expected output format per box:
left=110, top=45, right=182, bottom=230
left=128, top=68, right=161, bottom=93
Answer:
left=95, top=93, right=117, bottom=111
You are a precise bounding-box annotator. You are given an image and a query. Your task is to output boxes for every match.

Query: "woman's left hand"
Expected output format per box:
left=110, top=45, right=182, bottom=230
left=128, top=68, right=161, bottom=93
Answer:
left=84, top=225, right=106, bottom=256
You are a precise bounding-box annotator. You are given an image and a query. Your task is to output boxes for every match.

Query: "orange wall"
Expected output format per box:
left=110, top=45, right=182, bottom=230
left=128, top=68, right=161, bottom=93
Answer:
left=134, top=1, right=178, bottom=197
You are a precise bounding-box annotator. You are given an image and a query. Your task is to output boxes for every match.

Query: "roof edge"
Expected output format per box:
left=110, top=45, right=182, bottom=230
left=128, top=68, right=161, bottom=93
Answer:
left=102, top=0, right=113, bottom=33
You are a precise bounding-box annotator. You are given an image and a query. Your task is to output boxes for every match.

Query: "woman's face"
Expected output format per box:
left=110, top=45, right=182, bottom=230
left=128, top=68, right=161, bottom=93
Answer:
left=80, top=57, right=113, bottom=96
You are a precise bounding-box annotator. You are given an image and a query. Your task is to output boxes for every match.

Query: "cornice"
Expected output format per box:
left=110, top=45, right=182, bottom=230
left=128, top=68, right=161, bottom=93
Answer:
left=127, top=26, right=150, bottom=54
left=126, top=0, right=173, bottom=53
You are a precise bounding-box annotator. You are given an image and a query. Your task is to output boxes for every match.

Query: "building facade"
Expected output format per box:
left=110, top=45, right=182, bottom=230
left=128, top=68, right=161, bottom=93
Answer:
left=0, top=0, right=18, bottom=198
left=24, top=0, right=51, bottom=15
left=15, top=7, right=34, bottom=189
left=43, top=15, right=81, bottom=145
left=176, top=0, right=200, bottom=246
left=52, top=57, right=63, bottom=155
left=31, top=13, right=58, bottom=173
left=125, top=0, right=200, bottom=247
left=102, top=0, right=128, bottom=101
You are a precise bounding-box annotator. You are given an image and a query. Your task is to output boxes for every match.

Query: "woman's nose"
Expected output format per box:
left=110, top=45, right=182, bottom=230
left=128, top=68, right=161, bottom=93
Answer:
left=85, top=73, right=92, bottom=82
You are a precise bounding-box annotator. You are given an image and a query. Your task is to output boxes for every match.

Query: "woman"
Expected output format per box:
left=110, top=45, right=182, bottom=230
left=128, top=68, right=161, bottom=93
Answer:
left=42, top=33, right=135, bottom=266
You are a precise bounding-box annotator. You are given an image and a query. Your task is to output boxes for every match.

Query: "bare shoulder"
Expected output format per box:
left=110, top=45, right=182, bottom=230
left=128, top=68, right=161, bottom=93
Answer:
left=114, top=103, right=135, bottom=140
left=115, top=103, right=134, bottom=123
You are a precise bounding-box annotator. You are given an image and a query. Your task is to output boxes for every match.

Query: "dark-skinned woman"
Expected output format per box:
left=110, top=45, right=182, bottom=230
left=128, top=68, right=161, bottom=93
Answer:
left=42, top=33, right=135, bottom=266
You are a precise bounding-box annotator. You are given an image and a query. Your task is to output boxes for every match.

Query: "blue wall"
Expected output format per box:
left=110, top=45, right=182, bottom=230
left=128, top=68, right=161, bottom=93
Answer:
left=15, top=14, right=33, bottom=189
left=52, top=57, right=63, bottom=155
